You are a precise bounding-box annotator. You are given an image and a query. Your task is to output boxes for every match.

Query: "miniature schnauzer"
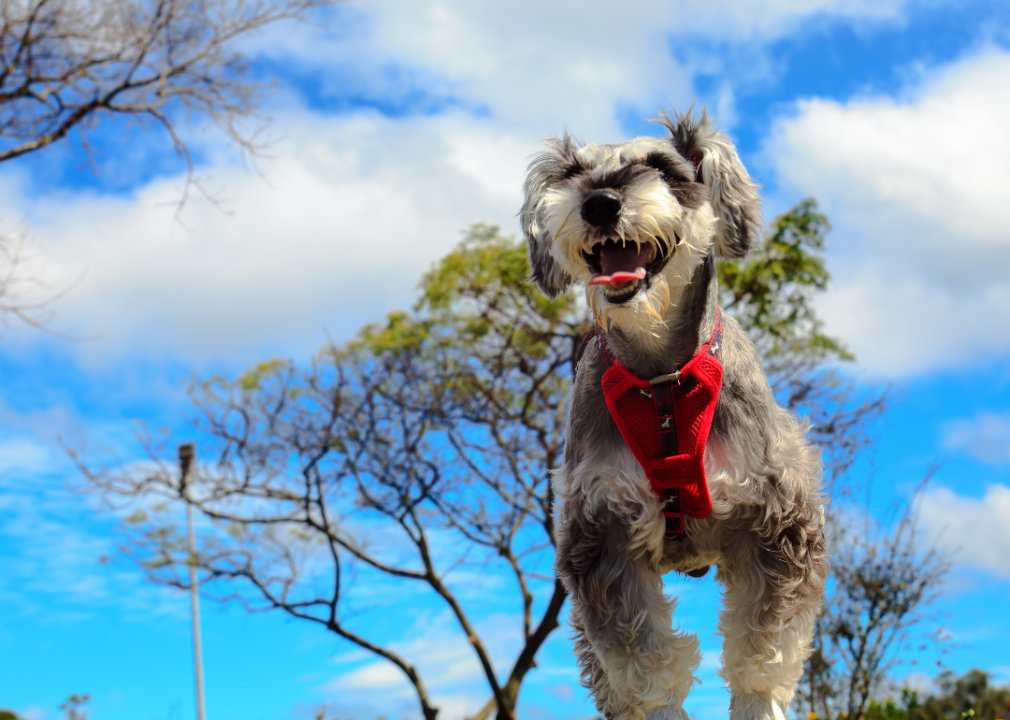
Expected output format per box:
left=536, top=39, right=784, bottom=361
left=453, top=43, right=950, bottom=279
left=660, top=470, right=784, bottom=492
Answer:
left=521, top=109, right=827, bottom=720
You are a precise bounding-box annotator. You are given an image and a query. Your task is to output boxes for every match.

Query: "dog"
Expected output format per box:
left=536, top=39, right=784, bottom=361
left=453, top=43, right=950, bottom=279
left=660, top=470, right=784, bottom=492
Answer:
left=520, top=109, right=827, bottom=720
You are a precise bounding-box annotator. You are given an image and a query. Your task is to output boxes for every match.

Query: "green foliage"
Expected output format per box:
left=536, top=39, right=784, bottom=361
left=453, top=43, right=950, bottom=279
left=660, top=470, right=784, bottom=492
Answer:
left=237, top=359, right=289, bottom=391
left=866, top=690, right=923, bottom=720
left=0, top=693, right=93, bottom=720
left=830, top=670, right=1010, bottom=720
left=123, top=509, right=148, bottom=524
left=352, top=222, right=591, bottom=431
left=419, top=224, right=545, bottom=314
left=913, top=670, right=1010, bottom=720
left=60, top=694, right=89, bottom=720
left=357, top=223, right=583, bottom=363
left=719, top=198, right=853, bottom=362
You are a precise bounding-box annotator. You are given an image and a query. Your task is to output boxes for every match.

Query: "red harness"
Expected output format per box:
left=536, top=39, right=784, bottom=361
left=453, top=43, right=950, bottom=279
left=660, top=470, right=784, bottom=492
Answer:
left=580, top=308, right=724, bottom=540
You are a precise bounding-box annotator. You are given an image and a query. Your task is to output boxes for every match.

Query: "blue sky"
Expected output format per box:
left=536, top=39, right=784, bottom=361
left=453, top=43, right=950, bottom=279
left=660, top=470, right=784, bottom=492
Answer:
left=3, top=1, right=1010, bottom=719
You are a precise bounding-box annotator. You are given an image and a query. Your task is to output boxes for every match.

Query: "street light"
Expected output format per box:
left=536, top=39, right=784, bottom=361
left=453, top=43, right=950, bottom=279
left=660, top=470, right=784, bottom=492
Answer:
left=179, top=442, right=206, bottom=720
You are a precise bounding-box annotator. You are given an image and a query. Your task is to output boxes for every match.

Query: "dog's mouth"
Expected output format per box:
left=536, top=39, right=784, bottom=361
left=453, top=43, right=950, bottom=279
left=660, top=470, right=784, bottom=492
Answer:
left=584, top=238, right=672, bottom=304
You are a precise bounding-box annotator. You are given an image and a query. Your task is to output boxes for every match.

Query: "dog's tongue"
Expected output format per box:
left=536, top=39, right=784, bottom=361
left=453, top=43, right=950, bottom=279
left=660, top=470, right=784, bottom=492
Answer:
left=589, top=241, right=651, bottom=286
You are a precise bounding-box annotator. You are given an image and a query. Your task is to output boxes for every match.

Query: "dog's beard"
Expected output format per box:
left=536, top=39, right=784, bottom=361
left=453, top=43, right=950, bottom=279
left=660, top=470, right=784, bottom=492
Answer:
left=581, top=210, right=716, bottom=337
left=587, top=271, right=672, bottom=333
left=593, top=235, right=710, bottom=337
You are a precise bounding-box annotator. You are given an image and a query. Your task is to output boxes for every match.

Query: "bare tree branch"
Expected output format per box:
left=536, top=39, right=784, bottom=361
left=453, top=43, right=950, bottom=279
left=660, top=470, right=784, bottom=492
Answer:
left=0, top=0, right=332, bottom=213
left=797, top=478, right=952, bottom=720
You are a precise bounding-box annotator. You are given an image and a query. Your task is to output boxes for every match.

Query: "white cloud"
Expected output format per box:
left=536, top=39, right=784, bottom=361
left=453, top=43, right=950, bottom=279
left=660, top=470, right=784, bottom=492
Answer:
left=943, top=412, right=1010, bottom=465
left=918, top=484, right=1010, bottom=578
left=546, top=683, right=574, bottom=701
left=767, top=49, right=1010, bottom=375
left=331, top=661, right=407, bottom=691
left=322, top=610, right=526, bottom=720
left=0, top=437, right=54, bottom=475
left=264, top=0, right=916, bottom=137
left=2, top=110, right=530, bottom=363
left=0, top=0, right=928, bottom=366
left=270, top=0, right=917, bottom=126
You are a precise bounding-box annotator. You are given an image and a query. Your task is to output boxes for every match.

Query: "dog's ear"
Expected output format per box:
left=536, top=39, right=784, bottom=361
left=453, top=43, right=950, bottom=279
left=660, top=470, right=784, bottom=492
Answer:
left=658, top=108, right=762, bottom=259
left=521, top=142, right=574, bottom=298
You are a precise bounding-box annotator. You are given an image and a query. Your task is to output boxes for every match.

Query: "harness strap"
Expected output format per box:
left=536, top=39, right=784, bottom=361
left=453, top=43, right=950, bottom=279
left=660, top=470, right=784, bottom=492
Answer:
left=577, top=309, right=725, bottom=540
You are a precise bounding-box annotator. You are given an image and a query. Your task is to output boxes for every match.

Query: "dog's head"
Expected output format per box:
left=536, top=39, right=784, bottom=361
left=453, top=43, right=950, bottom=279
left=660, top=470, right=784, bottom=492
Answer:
left=521, top=109, right=761, bottom=329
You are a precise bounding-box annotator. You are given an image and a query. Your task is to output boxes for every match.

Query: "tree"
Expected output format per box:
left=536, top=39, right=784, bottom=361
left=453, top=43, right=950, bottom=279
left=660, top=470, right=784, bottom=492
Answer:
left=0, top=694, right=91, bottom=720
left=0, top=225, right=64, bottom=331
left=863, top=669, right=1010, bottom=720
left=911, top=669, right=1010, bottom=720
left=1, top=0, right=328, bottom=175
left=82, top=224, right=585, bottom=720
left=718, top=198, right=885, bottom=489
left=720, top=200, right=950, bottom=720
left=0, top=0, right=330, bottom=329
left=81, top=203, right=885, bottom=720
left=59, top=694, right=89, bottom=720
left=796, top=480, right=952, bottom=720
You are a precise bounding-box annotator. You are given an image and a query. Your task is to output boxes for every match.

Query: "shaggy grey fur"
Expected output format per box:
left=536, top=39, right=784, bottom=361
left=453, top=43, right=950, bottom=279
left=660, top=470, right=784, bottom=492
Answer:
left=521, top=109, right=827, bottom=720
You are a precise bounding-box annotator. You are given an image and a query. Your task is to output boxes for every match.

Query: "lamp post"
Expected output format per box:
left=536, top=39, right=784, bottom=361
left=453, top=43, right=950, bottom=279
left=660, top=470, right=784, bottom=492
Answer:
left=179, top=442, right=206, bottom=720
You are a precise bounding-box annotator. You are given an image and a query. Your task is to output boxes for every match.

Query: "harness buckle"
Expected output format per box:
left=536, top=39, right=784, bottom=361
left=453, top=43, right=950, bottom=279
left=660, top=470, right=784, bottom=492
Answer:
left=650, top=371, right=681, bottom=386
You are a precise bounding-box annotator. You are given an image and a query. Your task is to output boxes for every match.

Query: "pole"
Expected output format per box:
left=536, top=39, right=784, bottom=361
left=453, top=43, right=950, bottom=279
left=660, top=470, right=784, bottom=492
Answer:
left=179, top=443, right=206, bottom=720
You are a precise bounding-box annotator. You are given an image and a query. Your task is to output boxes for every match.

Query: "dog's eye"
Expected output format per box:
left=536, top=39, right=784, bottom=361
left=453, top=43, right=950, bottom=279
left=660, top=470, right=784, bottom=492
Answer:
left=644, top=153, right=688, bottom=182
left=562, top=161, right=586, bottom=179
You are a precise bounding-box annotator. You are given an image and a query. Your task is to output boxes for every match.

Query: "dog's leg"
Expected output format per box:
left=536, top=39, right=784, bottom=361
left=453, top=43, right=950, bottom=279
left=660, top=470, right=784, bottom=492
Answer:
left=557, top=495, right=700, bottom=720
left=716, top=492, right=827, bottom=720
left=569, top=603, right=622, bottom=717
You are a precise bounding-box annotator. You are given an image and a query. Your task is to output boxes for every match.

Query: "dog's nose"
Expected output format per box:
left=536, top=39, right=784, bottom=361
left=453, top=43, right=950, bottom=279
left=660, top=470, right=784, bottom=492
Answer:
left=581, top=190, right=622, bottom=227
